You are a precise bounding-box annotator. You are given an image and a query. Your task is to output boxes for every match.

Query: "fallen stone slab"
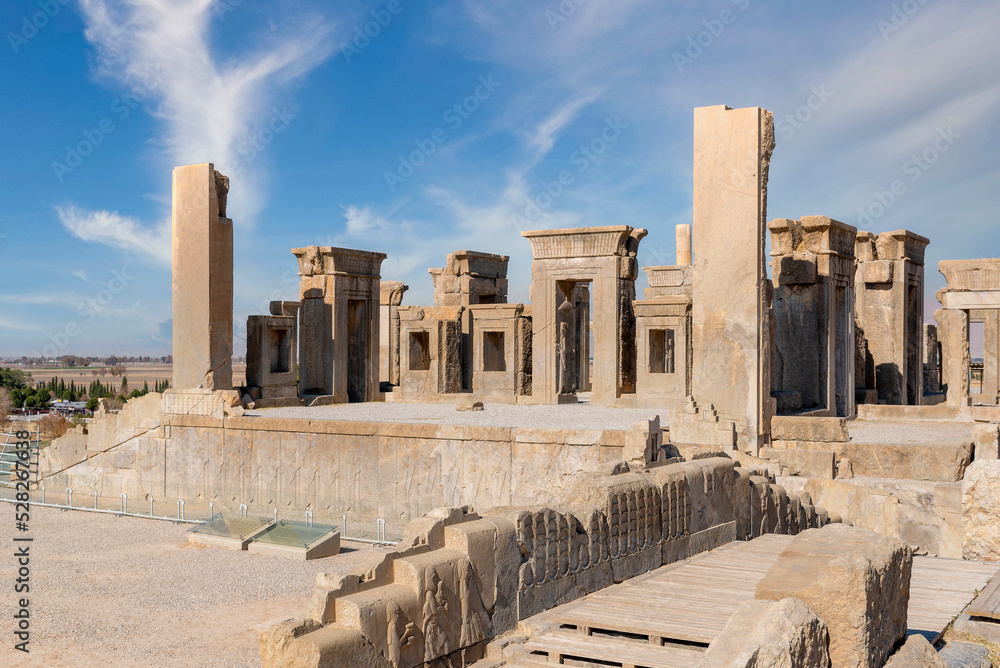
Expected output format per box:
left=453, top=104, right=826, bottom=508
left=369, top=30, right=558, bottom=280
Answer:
left=938, top=641, right=993, bottom=668
left=883, top=634, right=947, bottom=667
left=755, top=524, right=912, bottom=668
left=700, top=597, right=830, bottom=668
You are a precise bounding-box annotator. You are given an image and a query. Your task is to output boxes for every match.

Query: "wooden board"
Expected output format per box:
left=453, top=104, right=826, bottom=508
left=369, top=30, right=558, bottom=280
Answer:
left=968, top=571, right=1000, bottom=621
left=525, top=532, right=999, bottom=661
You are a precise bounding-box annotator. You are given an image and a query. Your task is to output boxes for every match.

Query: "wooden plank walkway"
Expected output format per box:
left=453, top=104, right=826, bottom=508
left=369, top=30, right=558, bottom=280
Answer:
left=967, top=569, right=1000, bottom=621
left=516, top=534, right=1000, bottom=667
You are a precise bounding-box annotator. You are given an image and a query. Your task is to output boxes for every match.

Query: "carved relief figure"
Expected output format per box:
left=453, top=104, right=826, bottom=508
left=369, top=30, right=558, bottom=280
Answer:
left=458, top=560, right=489, bottom=647
left=386, top=600, right=415, bottom=667
left=422, top=570, right=449, bottom=661
left=557, top=316, right=576, bottom=394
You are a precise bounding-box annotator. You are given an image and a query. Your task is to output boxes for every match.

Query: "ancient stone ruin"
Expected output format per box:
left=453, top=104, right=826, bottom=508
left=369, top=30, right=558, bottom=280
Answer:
left=36, top=105, right=1000, bottom=668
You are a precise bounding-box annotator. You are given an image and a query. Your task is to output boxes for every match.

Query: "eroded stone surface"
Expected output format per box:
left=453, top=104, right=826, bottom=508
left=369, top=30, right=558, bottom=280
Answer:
left=755, top=524, right=911, bottom=668
left=883, top=634, right=947, bottom=668
left=701, top=597, right=831, bottom=668
left=963, top=460, right=1000, bottom=560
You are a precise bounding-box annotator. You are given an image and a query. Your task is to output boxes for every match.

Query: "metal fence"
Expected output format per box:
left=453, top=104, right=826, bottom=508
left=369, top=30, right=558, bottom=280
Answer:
left=0, top=484, right=398, bottom=546
left=0, top=429, right=39, bottom=490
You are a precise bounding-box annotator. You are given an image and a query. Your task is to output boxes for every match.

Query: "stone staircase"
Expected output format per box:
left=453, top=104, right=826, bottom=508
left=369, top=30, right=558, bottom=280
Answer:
left=510, top=627, right=706, bottom=667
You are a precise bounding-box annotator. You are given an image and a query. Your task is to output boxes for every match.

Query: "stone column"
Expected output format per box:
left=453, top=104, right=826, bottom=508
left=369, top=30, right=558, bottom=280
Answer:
left=690, top=105, right=775, bottom=453
left=171, top=163, right=233, bottom=391
left=937, top=308, right=970, bottom=407
left=379, top=281, right=408, bottom=387
left=676, top=224, right=692, bottom=266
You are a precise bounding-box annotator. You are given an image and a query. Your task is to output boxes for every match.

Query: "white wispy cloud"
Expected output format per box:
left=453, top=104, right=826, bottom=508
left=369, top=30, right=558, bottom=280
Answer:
left=59, top=0, right=338, bottom=256
left=57, top=206, right=170, bottom=265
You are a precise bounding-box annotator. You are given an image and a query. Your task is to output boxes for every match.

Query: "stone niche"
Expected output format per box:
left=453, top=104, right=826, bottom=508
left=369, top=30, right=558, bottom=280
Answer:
left=430, top=250, right=510, bottom=392
left=292, top=246, right=386, bottom=403
left=379, top=281, right=409, bottom=389
left=938, top=259, right=1000, bottom=407
left=855, top=230, right=929, bottom=406
left=690, top=105, right=775, bottom=454
left=245, top=301, right=301, bottom=407
left=633, top=265, right=692, bottom=406
left=171, top=163, right=234, bottom=391
left=397, top=306, right=464, bottom=398
left=521, top=225, right=646, bottom=407
left=468, top=304, right=532, bottom=402
left=770, top=216, right=857, bottom=418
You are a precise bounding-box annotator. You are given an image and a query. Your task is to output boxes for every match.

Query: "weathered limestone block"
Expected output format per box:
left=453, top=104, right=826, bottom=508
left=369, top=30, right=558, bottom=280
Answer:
left=172, top=163, right=234, bottom=391
left=259, top=618, right=322, bottom=668
left=691, top=105, right=775, bottom=453
left=963, top=460, right=1000, bottom=560
left=261, top=625, right=392, bottom=668
left=882, top=635, right=947, bottom=668
left=701, top=597, right=831, bottom=668
left=771, top=416, right=849, bottom=443
left=761, top=448, right=835, bottom=479
left=845, top=441, right=973, bottom=482
left=755, top=524, right=912, bottom=668
left=973, top=424, right=1000, bottom=460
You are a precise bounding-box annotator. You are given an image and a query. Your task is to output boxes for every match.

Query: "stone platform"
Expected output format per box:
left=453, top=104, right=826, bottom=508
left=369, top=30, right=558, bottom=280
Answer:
left=246, top=401, right=670, bottom=430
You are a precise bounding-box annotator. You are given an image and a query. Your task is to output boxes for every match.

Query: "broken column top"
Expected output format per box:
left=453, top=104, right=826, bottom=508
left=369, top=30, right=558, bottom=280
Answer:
left=379, top=281, right=409, bottom=306
left=644, top=266, right=692, bottom=298
left=521, top=225, right=648, bottom=260
left=269, top=301, right=301, bottom=317
left=939, top=259, right=1000, bottom=292
left=768, top=216, right=857, bottom=258
left=855, top=229, right=929, bottom=264
left=290, top=246, right=387, bottom=278
left=429, top=251, right=509, bottom=280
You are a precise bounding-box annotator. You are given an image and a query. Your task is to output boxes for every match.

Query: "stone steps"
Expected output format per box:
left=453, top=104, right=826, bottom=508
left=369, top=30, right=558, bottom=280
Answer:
left=519, top=630, right=705, bottom=668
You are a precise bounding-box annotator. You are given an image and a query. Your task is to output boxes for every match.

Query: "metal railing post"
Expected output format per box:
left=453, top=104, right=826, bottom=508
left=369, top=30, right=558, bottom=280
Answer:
left=177, top=499, right=185, bottom=521
left=94, top=491, right=98, bottom=510
left=239, top=504, right=247, bottom=518
left=41, top=484, right=45, bottom=504
left=121, top=493, right=127, bottom=514
left=209, top=501, right=214, bottom=520
left=343, top=513, right=348, bottom=539
left=305, top=510, right=313, bottom=527
left=151, top=497, right=155, bottom=516
left=66, top=488, right=72, bottom=507
left=274, top=507, right=278, bottom=523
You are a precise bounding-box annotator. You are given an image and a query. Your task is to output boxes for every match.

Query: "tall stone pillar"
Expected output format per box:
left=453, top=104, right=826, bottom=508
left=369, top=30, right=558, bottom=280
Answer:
left=676, top=224, right=692, bottom=266
left=171, top=163, right=233, bottom=391
left=937, top=309, right=970, bottom=407
left=379, top=281, right=408, bottom=387
left=690, top=105, right=775, bottom=453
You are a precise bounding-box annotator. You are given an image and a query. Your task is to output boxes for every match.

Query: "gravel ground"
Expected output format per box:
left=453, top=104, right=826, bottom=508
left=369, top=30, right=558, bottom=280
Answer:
left=848, top=419, right=974, bottom=443
left=247, top=399, right=670, bottom=431
left=0, top=506, right=381, bottom=667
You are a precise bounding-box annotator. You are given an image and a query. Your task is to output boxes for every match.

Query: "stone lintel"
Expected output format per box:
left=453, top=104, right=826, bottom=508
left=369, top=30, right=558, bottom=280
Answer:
left=522, top=225, right=647, bottom=260
left=291, top=246, right=387, bottom=278
left=939, top=259, right=1000, bottom=293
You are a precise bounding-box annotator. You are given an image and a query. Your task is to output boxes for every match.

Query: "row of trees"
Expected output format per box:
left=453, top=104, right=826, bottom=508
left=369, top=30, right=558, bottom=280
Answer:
left=8, top=355, right=173, bottom=367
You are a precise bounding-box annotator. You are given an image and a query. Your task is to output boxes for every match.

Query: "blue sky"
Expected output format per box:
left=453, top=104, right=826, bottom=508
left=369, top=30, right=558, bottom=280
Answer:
left=1, top=0, right=998, bottom=358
